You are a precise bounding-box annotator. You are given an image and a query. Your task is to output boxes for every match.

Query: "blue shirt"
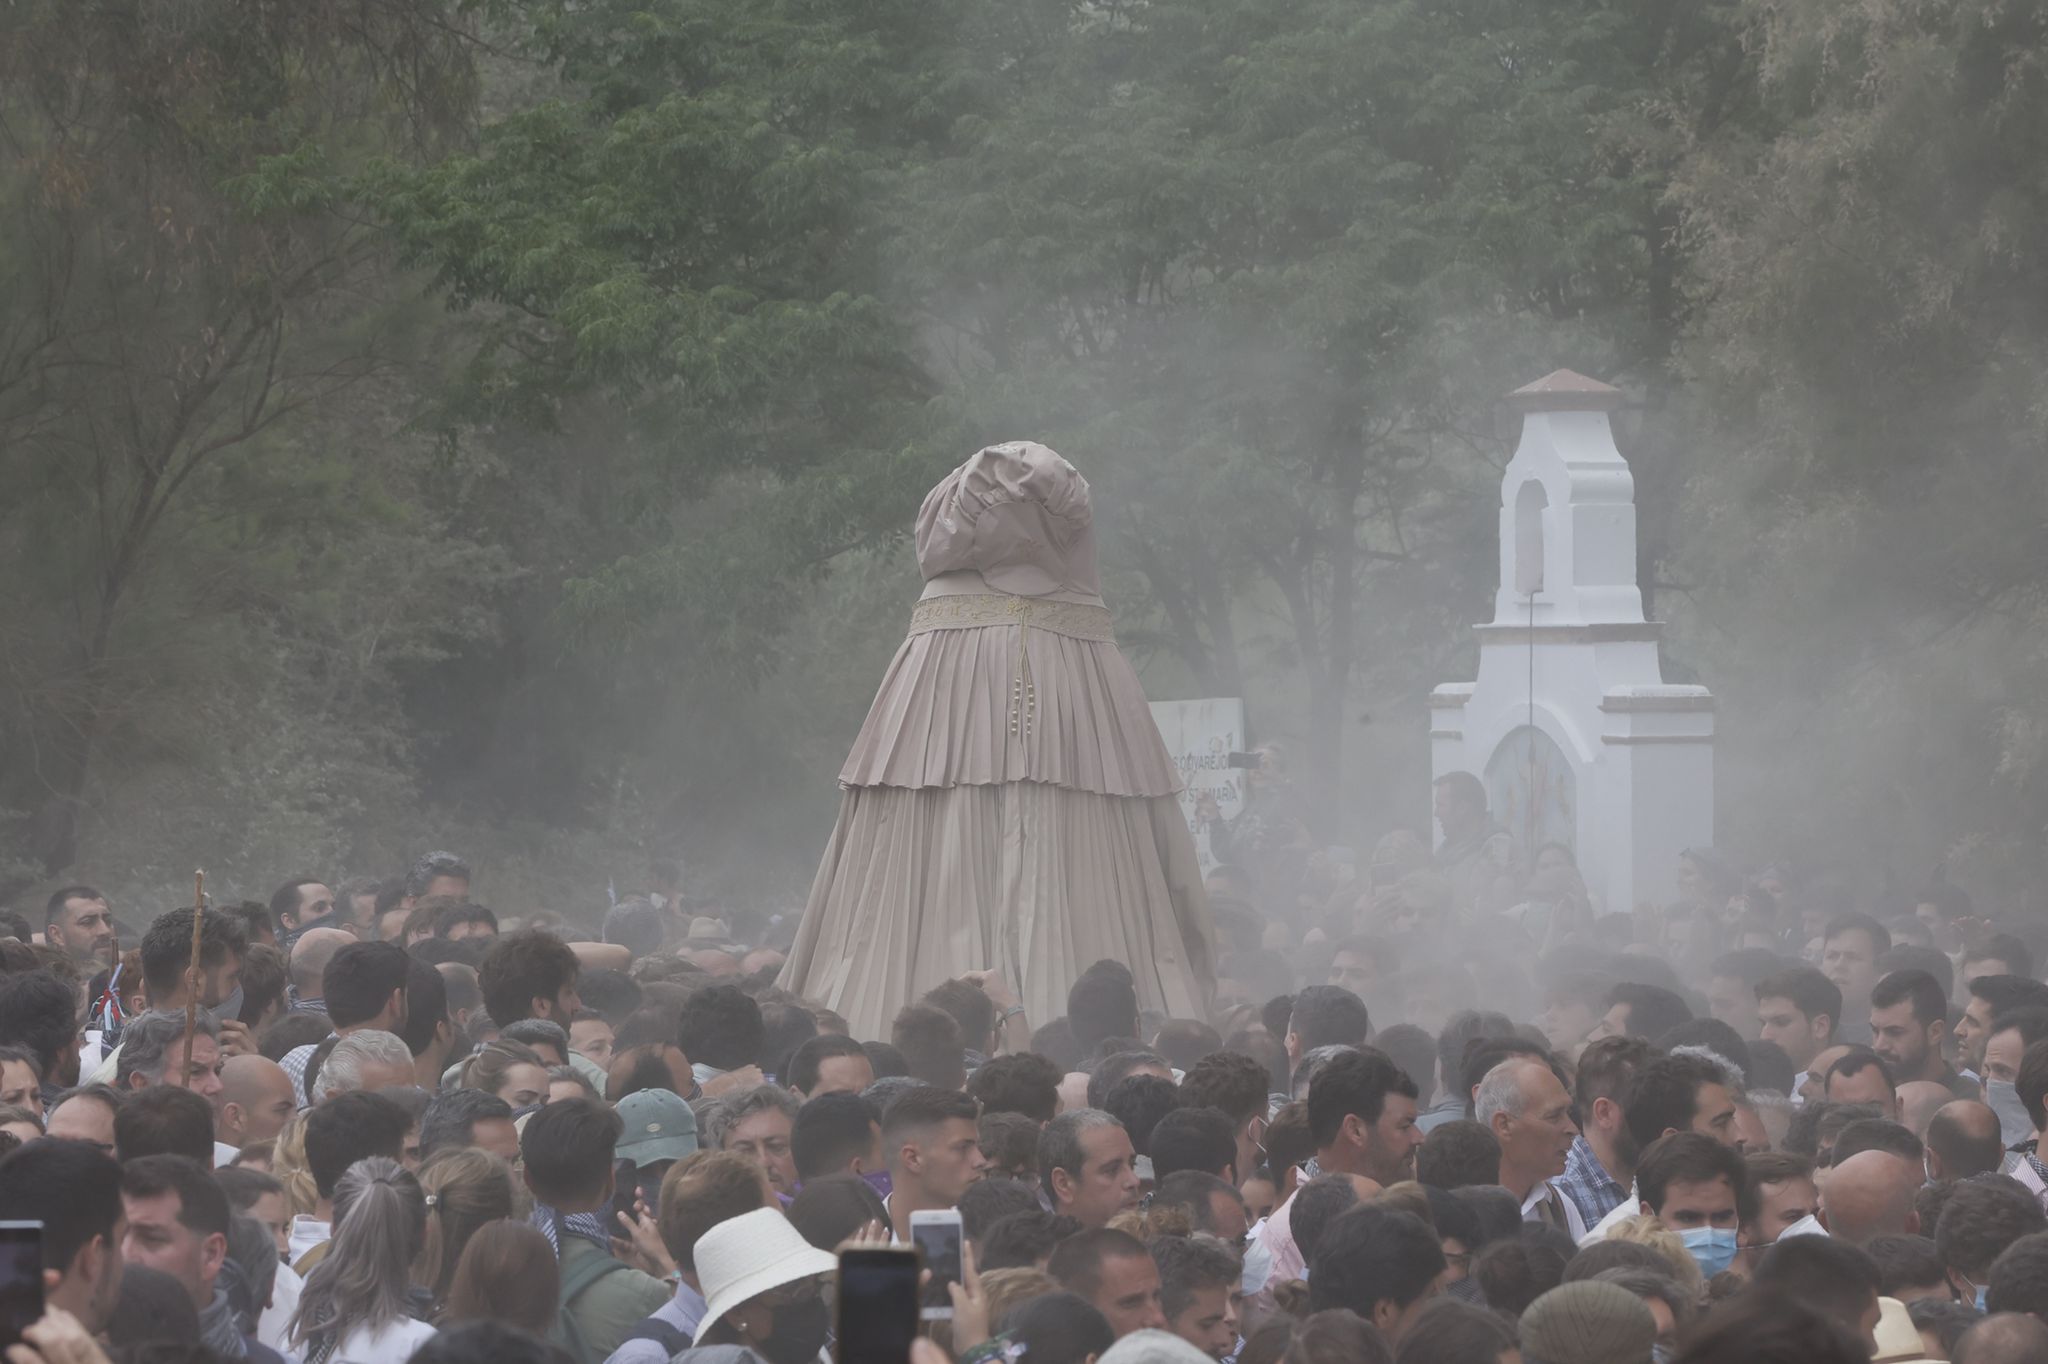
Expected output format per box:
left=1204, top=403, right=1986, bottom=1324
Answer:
left=1556, top=1134, right=1629, bottom=1230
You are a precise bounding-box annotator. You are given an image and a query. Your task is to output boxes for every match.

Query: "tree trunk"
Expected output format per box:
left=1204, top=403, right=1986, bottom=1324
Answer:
left=1302, top=439, right=1367, bottom=837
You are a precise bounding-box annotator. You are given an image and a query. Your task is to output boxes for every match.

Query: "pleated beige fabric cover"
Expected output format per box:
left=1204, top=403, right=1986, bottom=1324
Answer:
left=778, top=442, right=1216, bottom=1038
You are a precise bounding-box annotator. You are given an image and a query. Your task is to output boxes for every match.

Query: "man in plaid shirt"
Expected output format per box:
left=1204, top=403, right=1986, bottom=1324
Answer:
left=1556, top=1036, right=1656, bottom=1230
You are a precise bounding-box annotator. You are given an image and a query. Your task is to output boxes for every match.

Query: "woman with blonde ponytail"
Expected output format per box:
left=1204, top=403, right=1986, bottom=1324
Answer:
left=288, top=1156, right=437, bottom=1363
left=271, top=1113, right=318, bottom=1217
left=413, top=1147, right=519, bottom=1314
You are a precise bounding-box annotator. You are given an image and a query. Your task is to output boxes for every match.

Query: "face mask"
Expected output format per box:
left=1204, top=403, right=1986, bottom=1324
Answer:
left=1978, top=1285, right=1989, bottom=1311
left=1988, top=1079, right=2034, bottom=1146
left=1778, top=1212, right=1826, bottom=1241
left=860, top=1169, right=894, bottom=1202
left=209, top=985, right=244, bottom=1026
left=1678, top=1225, right=1738, bottom=1278
left=757, top=1295, right=830, bottom=1364
left=1240, top=1234, right=1274, bottom=1296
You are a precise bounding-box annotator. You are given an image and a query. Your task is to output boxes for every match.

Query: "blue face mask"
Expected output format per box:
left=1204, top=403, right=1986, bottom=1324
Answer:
left=1678, top=1225, right=1739, bottom=1278
left=1976, top=1284, right=1989, bottom=1312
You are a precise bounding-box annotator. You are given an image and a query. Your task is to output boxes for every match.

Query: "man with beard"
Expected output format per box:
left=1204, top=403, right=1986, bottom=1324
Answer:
left=1869, top=969, right=1976, bottom=1099
left=1252, top=1048, right=1419, bottom=1282
left=1557, top=1035, right=1655, bottom=1229
left=1478, top=1056, right=1585, bottom=1238
left=1957, top=976, right=2048, bottom=1080
left=44, top=886, right=116, bottom=969
left=1756, top=966, right=1843, bottom=1082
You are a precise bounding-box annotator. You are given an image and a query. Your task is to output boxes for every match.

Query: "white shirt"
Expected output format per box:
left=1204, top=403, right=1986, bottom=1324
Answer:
left=287, top=1215, right=331, bottom=1267
left=258, top=1263, right=303, bottom=1355
left=1521, top=1179, right=1588, bottom=1240
left=324, top=1316, right=435, bottom=1364
left=213, top=1141, right=239, bottom=1169
left=1578, top=1180, right=1640, bottom=1246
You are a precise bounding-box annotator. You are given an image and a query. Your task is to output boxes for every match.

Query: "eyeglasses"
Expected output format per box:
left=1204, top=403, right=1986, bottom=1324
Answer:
left=1444, top=1252, right=1472, bottom=1271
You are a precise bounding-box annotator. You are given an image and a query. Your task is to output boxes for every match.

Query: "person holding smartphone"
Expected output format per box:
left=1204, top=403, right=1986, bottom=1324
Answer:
left=880, top=1089, right=988, bottom=1243
left=0, top=1142, right=126, bottom=1339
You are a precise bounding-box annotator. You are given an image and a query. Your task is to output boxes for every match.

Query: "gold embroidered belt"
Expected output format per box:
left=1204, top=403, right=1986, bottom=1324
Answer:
left=907, top=594, right=1115, bottom=642
left=908, top=595, right=1115, bottom=740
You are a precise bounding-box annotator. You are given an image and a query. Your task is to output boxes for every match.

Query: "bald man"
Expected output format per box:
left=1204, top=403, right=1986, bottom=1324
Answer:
left=1801, top=1044, right=1854, bottom=1105
left=216, top=1055, right=297, bottom=1153
left=1926, top=1101, right=2006, bottom=1184
left=1819, top=1149, right=1921, bottom=1244
left=1897, top=1080, right=1953, bottom=1138
left=286, top=927, right=354, bottom=1014
left=1954, top=1312, right=2048, bottom=1364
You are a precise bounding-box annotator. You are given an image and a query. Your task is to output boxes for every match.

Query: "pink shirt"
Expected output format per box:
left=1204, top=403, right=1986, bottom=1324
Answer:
left=1255, top=1189, right=1307, bottom=1285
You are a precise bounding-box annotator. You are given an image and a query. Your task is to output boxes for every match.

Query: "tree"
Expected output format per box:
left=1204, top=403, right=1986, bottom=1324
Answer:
left=0, top=0, right=489, bottom=880
left=886, top=0, right=1726, bottom=826
left=1671, top=0, right=2048, bottom=898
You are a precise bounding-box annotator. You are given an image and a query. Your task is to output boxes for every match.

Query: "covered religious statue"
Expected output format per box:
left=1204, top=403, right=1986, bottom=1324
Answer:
left=778, top=442, right=1215, bottom=1037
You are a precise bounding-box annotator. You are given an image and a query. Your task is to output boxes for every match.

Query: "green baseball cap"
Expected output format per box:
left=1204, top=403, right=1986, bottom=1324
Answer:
left=615, top=1088, right=700, bottom=1167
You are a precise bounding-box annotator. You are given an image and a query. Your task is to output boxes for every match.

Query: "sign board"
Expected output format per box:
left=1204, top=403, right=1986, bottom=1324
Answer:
left=1149, top=697, right=1248, bottom=871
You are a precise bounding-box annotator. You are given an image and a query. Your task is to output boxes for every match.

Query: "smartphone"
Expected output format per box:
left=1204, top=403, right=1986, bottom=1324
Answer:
left=0, top=1222, right=42, bottom=1348
left=909, top=1208, right=963, bottom=1322
left=609, top=1158, right=639, bottom=1232
left=837, top=1247, right=920, bottom=1364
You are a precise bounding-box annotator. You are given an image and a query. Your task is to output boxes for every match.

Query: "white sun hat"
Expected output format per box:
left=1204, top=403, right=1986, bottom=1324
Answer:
left=692, top=1206, right=839, bottom=1344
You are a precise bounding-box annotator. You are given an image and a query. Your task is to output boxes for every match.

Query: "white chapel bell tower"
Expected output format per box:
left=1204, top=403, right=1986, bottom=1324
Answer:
left=1429, top=370, right=1714, bottom=913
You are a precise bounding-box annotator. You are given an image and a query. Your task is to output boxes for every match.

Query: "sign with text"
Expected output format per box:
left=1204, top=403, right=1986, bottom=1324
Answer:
left=1149, top=697, right=1248, bottom=871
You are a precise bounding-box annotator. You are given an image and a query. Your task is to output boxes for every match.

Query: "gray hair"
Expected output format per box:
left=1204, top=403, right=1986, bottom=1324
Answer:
left=117, top=1010, right=221, bottom=1087
left=1745, top=1088, right=1794, bottom=1149
left=1038, top=1108, right=1124, bottom=1198
left=1670, top=1045, right=1745, bottom=1096
left=1474, top=1057, right=1544, bottom=1126
left=289, top=1156, right=426, bottom=1346
left=701, top=1083, right=800, bottom=1150
left=318, top=1030, right=415, bottom=1099
left=1291, top=1044, right=1360, bottom=1100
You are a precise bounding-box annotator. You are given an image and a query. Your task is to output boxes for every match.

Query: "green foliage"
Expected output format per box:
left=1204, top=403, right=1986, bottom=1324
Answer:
left=9, top=0, right=2048, bottom=915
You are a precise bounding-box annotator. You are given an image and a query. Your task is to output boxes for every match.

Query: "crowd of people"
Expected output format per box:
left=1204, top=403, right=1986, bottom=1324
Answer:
left=9, top=795, right=2048, bottom=1364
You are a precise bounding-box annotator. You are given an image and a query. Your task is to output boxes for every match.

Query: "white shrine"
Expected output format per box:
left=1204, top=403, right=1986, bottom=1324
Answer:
left=1429, top=369, right=1713, bottom=913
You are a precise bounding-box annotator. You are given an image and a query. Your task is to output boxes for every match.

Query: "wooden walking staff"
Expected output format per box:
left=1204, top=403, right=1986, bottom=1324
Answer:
left=182, top=870, right=205, bottom=1079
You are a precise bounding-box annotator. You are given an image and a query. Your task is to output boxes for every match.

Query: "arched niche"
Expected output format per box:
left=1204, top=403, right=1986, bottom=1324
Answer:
left=1485, top=724, right=1576, bottom=855
left=1514, top=479, right=1547, bottom=596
